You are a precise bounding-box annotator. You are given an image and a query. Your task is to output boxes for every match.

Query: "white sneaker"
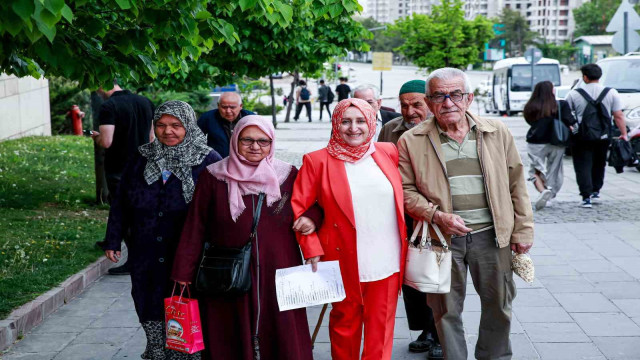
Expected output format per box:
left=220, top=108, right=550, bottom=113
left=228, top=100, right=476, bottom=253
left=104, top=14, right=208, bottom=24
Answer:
left=535, top=189, right=553, bottom=210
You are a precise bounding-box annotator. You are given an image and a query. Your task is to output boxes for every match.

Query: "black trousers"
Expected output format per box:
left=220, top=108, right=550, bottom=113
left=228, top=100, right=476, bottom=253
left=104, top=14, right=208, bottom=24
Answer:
left=319, top=101, right=331, bottom=120
left=402, top=284, right=440, bottom=343
left=294, top=102, right=312, bottom=121
left=571, top=140, right=609, bottom=199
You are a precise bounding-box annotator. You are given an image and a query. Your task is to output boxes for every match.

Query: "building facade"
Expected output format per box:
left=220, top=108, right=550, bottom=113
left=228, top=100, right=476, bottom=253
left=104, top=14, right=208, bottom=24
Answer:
left=0, top=74, right=51, bottom=141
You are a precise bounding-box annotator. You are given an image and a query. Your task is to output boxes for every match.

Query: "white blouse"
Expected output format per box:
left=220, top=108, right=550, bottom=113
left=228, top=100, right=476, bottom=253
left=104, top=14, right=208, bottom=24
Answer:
left=344, top=156, right=401, bottom=282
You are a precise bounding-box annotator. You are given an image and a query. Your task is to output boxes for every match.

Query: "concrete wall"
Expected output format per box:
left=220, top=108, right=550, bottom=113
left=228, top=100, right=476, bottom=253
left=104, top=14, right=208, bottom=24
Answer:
left=0, top=74, right=51, bottom=141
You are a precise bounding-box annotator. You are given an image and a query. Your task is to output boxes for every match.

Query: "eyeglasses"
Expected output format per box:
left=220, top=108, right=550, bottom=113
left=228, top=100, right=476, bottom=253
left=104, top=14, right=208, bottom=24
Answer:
left=239, top=138, right=272, bottom=147
left=219, top=105, right=239, bottom=110
left=427, top=92, right=468, bottom=104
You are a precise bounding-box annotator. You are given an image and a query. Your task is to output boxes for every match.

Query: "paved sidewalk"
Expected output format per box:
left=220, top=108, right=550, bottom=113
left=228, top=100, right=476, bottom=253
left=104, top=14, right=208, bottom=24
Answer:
left=3, top=116, right=640, bottom=360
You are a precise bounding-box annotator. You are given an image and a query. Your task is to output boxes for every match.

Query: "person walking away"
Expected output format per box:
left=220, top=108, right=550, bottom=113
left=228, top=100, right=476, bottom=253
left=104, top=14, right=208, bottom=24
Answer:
left=523, top=81, right=577, bottom=210
left=92, top=79, right=155, bottom=275
left=197, top=92, right=255, bottom=158
left=378, top=80, right=442, bottom=359
left=292, top=98, right=407, bottom=360
left=318, top=79, right=332, bottom=121
left=353, top=84, right=400, bottom=141
left=398, top=68, right=534, bottom=360
left=172, top=116, right=320, bottom=360
left=335, top=77, right=351, bottom=101
left=102, top=101, right=222, bottom=359
left=564, top=63, right=629, bottom=208
left=294, top=80, right=313, bottom=122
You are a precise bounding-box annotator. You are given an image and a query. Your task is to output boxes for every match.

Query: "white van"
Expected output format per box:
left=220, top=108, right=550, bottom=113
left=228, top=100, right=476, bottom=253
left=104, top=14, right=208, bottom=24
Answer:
left=490, top=57, right=561, bottom=116
left=595, top=53, right=640, bottom=128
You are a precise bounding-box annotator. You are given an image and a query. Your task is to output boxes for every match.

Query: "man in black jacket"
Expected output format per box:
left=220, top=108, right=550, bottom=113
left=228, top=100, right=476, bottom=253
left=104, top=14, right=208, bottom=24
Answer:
left=197, top=92, right=254, bottom=158
left=353, top=84, right=401, bottom=141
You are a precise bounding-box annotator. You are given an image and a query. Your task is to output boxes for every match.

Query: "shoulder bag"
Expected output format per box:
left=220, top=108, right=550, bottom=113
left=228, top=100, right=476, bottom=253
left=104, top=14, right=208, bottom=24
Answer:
left=195, top=193, right=265, bottom=295
left=403, top=220, right=452, bottom=294
left=550, top=100, right=570, bottom=146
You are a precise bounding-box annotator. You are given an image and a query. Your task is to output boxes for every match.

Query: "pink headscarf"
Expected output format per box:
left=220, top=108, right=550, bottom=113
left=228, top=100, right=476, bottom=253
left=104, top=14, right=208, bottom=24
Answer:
left=207, top=115, right=292, bottom=221
left=327, top=98, right=377, bottom=163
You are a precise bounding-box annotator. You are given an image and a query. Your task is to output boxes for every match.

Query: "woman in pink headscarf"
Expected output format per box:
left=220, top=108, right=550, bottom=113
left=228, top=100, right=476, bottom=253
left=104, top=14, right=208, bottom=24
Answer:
left=292, top=99, right=407, bottom=360
left=172, top=115, right=319, bottom=360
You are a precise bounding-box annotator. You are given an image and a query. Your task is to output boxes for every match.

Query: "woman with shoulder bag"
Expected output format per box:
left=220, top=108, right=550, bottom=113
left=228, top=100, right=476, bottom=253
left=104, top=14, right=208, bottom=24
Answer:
left=523, top=81, right=577, bottom=210
left=291, top=98, right=407, bottom=360
left=102, top=101, right=222, bottom=360
left=171, top=116, right=320, bottom=360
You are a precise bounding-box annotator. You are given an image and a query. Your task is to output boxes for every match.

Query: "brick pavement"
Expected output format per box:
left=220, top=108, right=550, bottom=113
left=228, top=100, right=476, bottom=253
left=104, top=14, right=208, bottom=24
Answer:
left=3, top=114, right=640, bottom=360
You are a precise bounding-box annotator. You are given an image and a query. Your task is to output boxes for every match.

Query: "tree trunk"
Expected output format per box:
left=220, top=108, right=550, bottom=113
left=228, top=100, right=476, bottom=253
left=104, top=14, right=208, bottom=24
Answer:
left=269, top=75, right=277, bottom=128
left=284, top=71, right=299, bottom=123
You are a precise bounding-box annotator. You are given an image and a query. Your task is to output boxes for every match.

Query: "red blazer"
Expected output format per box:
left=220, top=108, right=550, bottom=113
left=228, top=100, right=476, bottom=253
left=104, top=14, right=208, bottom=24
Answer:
left=292, top=142, right=408, bottom=304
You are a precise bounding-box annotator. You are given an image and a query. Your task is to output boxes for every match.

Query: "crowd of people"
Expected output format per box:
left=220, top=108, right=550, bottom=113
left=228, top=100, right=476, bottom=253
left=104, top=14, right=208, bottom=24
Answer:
left=93, top=63, right=628, bottom=360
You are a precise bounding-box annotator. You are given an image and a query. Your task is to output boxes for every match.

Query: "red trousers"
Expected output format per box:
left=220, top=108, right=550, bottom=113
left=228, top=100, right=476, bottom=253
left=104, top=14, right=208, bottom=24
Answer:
left=329, top=273, right=399, bottom=360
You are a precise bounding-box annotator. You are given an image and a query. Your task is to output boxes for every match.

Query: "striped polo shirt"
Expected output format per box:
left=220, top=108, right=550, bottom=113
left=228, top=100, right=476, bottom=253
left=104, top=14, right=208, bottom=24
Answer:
left=437, top=117, right=493, bottom=231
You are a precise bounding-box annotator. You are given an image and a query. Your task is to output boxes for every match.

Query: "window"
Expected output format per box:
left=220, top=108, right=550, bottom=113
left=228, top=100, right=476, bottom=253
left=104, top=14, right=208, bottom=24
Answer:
left=506, top=3, right=511, bottom=8
left=559, top=29, right=568, bottom=36
left=559, top=19, right=567, bottom=25
left=560, top=0, right=568, bottom=5
left=560, top=9, right=569, bottom=16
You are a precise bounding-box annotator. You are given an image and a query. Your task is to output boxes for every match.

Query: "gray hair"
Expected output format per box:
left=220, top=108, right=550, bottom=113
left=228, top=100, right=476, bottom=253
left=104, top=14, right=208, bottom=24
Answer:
left=352, top=84, right=380, bottom=100
left=425, top=68, right=472, bottom=95
left=219, top=91, right=243, bottom=105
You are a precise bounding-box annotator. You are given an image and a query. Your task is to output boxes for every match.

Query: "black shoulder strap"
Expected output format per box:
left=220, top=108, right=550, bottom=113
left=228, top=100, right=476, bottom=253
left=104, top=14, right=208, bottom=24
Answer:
left=575, top=88, right=595, bottom=104
left=595, top=87, right=611, bottom=105
left=250, top=193, right=266, bottom=237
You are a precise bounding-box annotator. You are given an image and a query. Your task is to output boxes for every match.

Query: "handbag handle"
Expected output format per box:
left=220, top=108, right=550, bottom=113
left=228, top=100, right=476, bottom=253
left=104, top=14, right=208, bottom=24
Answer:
left=250, top=193, right=266, bottom=239
left=410, top=220, right=449, bottom=250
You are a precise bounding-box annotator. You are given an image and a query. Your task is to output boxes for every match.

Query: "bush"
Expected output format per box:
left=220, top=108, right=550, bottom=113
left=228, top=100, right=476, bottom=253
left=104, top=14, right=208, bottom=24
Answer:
left=252, top=102, right=283, bottom=115
left=48, top=77, right=92, bottom=135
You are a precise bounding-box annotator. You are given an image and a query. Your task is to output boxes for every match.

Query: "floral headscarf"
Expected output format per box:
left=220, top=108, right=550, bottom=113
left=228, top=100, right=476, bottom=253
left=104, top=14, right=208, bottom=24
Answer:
left=327, top=98, right=377, bottom=163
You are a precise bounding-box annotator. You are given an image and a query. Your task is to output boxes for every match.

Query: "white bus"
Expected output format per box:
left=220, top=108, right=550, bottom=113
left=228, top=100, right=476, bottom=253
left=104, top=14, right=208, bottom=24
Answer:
left=491, top=57, right=561, bottom=116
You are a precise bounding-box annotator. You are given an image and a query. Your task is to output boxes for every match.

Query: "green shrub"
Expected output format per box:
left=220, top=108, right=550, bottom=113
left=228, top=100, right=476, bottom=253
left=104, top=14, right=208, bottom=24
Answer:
left=252, top=102, right=283, bottom=115
left=48, top=77, right=92, bottom=135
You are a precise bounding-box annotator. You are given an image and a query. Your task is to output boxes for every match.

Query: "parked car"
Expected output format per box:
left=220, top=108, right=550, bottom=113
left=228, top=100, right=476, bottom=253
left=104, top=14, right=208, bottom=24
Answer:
left=555, top=85, right=572, bottom=100
left=592, top=53, right=640, bottom=129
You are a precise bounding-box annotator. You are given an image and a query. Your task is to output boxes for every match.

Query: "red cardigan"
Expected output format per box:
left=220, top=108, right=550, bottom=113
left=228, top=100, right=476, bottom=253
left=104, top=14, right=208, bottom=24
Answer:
left=291, top=142, right=408, bottom=304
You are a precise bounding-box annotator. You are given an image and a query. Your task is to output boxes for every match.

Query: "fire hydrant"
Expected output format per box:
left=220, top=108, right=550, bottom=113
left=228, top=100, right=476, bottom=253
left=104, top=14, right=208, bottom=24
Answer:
left=67, top=105, right=85, bottom=136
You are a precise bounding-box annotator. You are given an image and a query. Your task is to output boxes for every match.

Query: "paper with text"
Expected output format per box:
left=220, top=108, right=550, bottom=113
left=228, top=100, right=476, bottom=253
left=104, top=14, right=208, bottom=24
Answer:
left=276, top=261, right=346, bottom=311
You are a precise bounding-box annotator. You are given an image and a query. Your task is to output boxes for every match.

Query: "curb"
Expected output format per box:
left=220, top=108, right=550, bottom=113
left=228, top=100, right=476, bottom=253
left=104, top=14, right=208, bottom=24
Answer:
left=0, top=248, right=127, bottom=351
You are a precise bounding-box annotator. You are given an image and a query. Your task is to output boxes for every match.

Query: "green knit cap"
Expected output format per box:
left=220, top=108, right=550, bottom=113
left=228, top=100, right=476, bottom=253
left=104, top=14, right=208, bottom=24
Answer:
left=399, top=80, right=426, bottom=95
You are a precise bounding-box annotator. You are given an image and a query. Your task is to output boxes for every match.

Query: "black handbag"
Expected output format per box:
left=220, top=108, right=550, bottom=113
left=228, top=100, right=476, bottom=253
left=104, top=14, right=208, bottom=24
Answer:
left=550, top=100, right=570, bottom=146
left=195, top=193, right=265, bottom=295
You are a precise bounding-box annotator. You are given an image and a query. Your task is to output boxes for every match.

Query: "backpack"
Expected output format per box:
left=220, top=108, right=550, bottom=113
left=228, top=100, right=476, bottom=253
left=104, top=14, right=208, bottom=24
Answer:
left=300, top=87, right=310, bottom=101
left=575, top=87, right=612, bottom=141
left=327, top=88, right=335, bottom=104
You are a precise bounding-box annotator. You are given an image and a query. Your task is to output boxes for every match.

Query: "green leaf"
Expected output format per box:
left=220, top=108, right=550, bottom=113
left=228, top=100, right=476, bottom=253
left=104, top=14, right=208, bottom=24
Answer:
left=115, top=0, right=131, bottom=10
left=60, top=4, right=73, bottom=23
left=130, top=69, right=140, bottom=82
left=239, top=0, right=259, bottom=11
left=274, top=3, right=293, bottom=23
left=195, top=10, right=212, bottom=20
left=36, top=20, right=56, bottom=42
left=3, top=16, right=24, bottom=37
left=12, top=1, right=35, bottom=22
left=328, top=4, right=343, bottom=18
left=43, top=0, right=65, bottom=14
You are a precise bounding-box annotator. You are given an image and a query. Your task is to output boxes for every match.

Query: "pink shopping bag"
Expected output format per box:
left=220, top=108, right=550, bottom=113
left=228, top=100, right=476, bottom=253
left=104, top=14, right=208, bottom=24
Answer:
left=164, top=283, right=205, bottom=354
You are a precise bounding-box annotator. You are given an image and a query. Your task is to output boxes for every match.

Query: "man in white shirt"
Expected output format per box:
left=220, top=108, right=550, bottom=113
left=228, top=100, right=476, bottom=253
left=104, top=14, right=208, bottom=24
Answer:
left=565, top=63, right=628, bottom=208
left=353, top=84, right=401, bottom=141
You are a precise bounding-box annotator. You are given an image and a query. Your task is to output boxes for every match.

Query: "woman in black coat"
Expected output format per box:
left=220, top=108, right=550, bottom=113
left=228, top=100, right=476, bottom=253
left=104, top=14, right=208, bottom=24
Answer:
left=102, top=101, right=221, bottom=360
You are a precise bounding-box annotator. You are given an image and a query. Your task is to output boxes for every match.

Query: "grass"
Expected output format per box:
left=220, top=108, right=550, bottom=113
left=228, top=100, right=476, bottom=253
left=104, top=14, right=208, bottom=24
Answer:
left=0, top=136, right=108, bottom=318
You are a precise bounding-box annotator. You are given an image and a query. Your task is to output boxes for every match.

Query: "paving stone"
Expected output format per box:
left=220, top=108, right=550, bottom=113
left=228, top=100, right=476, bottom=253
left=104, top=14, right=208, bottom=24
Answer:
left=393, top=317, right=410, bottom=339
left=30, top=315, right=93, bottom=334
left=1, top=352, right=57, bottom=360
left=510, top=333, right=542, bottom=360
left=554, top=293, right=619, bottom=313
left=582, top=272, right=635, bottom=283
left=52, top=343, right=118, bottom=360
left=592, top=336, right=640, bottom=359
left=534, top=265, right=579, bottom=277
left=311, top=342, right=332, bottom=360
left=77, top=281, right=130, bottom=299
left=71, top=327, right=137, bottom=345
left=554, top=248, right=604, bottom=261
left=308, top=325, right=330, bottom=343
left=572, top=312, right=640, bottom=337
left=611, top=299, right=640, bottom=317
left=534, top=342, right=605, bottom=360
left=53, top=296, right=117, bottom=318
left=584, top=239, right=640, bottom=258
left=596, top=281, right=640, bottom=299
left=532, top=255, right=567, bottom=266
left=538, top=276, right=597, bottom=294
left=88, top=310, right=140, bottom=329
left=513, top=289, right=559, bottom=308
left=8, top=333, right=74, bottom=353
left=569, top=260, right=622, bottom=273
left=513, top=307, right=574, bottom=323
left=521, top=323, right=590, bottom=343
left=607, top=257, right=640, bottom=279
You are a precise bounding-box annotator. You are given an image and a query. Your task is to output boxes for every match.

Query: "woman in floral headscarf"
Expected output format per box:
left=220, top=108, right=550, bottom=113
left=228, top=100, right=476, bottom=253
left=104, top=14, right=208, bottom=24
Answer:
left=102, top=100, right=222, bottom=359
left=291, top=98, right=408, bottom=360
left=171, top=115, right=320, bottom=360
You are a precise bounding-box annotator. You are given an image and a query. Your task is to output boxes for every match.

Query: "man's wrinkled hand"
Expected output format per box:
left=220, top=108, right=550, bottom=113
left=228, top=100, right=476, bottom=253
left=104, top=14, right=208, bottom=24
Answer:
left=510, top=243, right=532, bottom=254
left=433, top=211, right=472, bottom=236
left=292, top=216, right=316, bottom=235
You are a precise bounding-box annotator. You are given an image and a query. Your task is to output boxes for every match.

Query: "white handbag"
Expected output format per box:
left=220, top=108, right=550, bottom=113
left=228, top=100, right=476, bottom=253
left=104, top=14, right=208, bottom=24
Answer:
left=403, top=220, right=452, bottom=294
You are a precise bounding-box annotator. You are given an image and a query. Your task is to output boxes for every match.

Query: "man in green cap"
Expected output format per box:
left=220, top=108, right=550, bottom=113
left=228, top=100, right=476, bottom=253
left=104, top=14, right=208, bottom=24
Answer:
left=379, top=80, right=443, bottom=359
left=378, top=79, right=431, bottom=144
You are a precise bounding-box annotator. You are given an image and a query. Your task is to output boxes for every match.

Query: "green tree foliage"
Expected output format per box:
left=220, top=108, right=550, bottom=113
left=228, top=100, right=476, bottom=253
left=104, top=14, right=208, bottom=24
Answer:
left=48, top=77, right=92, bottom=134
left=496, top=8, right=538, bottom=56
left=0, top=0, right=367, bottom=89
left=357, top=17, right=404, bottom=52
left=573, top=0, right=640, bottom=37
left=391, top=0, right=493, bottom=69
left=538, top=41, right=576, bottom=64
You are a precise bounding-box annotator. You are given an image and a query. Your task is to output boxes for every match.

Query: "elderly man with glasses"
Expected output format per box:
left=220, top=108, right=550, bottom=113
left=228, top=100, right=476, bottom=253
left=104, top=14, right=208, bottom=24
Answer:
left=397, top=68, right=534, bottom=360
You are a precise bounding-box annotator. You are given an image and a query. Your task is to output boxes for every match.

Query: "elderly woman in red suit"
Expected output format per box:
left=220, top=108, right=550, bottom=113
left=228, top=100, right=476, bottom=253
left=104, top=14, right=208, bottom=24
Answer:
left=292, top=98, right=407, bottom=360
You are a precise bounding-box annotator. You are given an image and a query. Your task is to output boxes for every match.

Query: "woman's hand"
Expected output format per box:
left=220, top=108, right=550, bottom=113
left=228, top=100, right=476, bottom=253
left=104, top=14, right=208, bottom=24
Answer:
left=104, top=250, right=121, bottom=263
left=305, top=256, right=321, bottom=272
left=293, top=216, right=316, bottom=235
